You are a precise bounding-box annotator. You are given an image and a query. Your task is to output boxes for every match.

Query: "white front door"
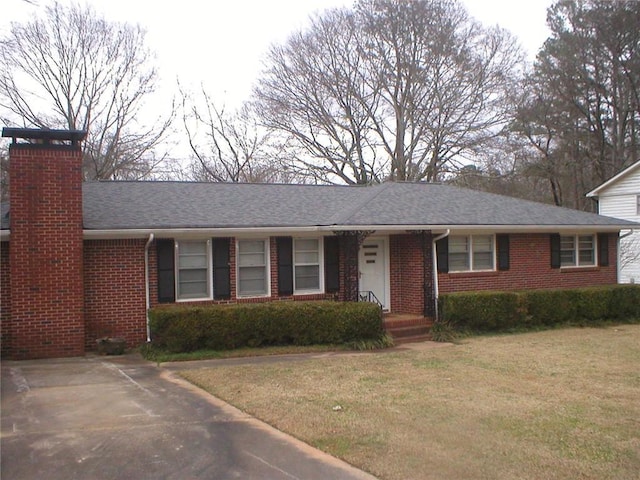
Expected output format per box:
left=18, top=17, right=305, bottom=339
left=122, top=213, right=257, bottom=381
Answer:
left=358, top=238, right=388, bottom=310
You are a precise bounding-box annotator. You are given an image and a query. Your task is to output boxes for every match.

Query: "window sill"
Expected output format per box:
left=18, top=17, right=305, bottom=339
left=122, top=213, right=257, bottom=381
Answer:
left=445, top=270, right=498, bottom=277
left=560, top=266, right=599, bottom=272
left=293, top=290, right=324, bottom=296
left=176, top=296, right=213, bottom=303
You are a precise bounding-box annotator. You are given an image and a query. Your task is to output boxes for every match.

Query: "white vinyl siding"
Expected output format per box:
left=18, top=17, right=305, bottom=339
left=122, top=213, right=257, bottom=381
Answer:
left=237, top=239, right=269, bottom=297
left=293, top=238, right=322, bottom=293
left=592, top=164, right=639, bottom=283
left=560, top=235, right=595, bottom=267
left=176, top=240, right=211, bottom=300
left=449, top=235, right=495, bottom=272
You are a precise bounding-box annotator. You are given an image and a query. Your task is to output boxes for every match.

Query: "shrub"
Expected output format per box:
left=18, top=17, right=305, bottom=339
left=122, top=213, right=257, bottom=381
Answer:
left=523, top=289, right=579, bottom=326
left=438, top=291, right=525, bottom=332
left=436, top=285, right=640, bottom=338
left=608, top=284, right=640, bottom=320
left=149, top=301, right=384, bottom=353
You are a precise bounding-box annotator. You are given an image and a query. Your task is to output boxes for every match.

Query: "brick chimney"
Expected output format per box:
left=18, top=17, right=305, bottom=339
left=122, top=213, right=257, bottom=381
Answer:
left=2, top=128, right=86, bottom=359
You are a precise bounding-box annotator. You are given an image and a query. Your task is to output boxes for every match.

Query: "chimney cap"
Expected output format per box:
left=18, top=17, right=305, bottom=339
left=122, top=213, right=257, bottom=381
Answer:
left=2, top=127, right=87, bottom=145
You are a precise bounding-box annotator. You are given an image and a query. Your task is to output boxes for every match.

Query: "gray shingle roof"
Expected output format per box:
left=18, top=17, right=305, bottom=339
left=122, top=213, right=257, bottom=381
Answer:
left=2, top=181, right=636, bottom=232
left=81, top=181, right=635, bottom=230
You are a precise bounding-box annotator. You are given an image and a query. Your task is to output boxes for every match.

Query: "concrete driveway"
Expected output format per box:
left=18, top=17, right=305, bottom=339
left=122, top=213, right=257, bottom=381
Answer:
left=1, top=354, right=377, bottom=480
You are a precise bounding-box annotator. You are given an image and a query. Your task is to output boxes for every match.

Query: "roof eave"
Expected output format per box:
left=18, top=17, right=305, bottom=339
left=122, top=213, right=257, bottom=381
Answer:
left=81, top=223, right=632, bottom=240
left=586, top=160, right=640, bottom=197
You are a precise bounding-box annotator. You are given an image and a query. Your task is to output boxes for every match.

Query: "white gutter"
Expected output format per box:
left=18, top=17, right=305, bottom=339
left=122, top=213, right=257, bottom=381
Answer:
left=144, top=233, right=154, bottom=342
left=432, top=229, right=450, bottom=321
left=81, top=223, right=631, bottom=240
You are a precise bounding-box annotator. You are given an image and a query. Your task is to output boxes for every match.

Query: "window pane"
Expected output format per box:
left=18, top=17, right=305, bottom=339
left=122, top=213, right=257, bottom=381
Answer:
left=239, top=240, right=265, bottom=254
left=179, top=254, right=207, bottom=269
left=449, top=252, right=469, bottom=271
left=238, top=240, right=266, bottom=267
left=295, top=251, right=319, bottom=264
left=295, top=239, right=318, bottom=251
left=472, top=235, right=493, bottom=270
left=560, top=250, right=575, bottom=266
left=578, top=235, right=594, bottom=265
left=472, top=235, right=492, bottom=253
left=177, top=241, right=209, bottom=299
left=473, top=252, right=493, bottom=270
left=237, top=240, right=268, bottom=296
left=560, top=236, right=575, bottom=251
left=295, top=265, right=320, bottom=290
left=560, top=236, right=576, bottom=266
left=449, top=236, right=468, bottom=254
left=238, top=266, right=267, bottom=295
left=180, top=241, right=207, bottom=255
left=295, top=239, right=319, bottom=264
left=238, top=252, right=265, bottom=267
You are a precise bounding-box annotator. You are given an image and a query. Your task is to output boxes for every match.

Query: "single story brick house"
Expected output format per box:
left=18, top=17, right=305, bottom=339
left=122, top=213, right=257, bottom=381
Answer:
left=1, top=128, right=637, bottom=359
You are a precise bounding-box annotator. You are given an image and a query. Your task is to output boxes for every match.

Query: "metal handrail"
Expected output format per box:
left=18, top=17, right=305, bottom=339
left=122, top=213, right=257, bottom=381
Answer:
left=358, top=290, right=383, bottom=309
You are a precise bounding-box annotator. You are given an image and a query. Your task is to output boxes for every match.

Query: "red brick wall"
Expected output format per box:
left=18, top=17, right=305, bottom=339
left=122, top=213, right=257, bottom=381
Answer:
left=148, top=238, right=335, bottom=313
left=438, top=233, right=618, bottom=294
left=0, top=242, right=10, bottom=355
left=390, top=234, right=425, bottom=315
left=6, top=144, right=85, bottom=359
left=84, top=239, right=148, bottom=350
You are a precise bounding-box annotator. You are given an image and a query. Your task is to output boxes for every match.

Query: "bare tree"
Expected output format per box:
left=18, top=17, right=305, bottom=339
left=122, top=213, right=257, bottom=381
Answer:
left=181, top=85, right=300, bottom=183
left=0, top=1, right=173, bottom=180
left=253, top=0, right=525, bottom=184
left=513, top=0, right=640, bottom=210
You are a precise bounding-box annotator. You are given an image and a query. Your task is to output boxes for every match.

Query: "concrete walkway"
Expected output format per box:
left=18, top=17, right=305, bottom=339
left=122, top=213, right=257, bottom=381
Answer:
left=1, top=354, right=377, bottom=480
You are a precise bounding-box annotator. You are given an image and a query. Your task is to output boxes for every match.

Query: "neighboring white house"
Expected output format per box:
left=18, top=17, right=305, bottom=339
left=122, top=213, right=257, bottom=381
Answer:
left=587, top=161, right=640, bottom=283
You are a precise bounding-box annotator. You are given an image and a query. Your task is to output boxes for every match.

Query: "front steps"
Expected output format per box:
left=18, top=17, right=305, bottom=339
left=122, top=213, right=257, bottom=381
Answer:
left=383, top=314, right=434, bottom=344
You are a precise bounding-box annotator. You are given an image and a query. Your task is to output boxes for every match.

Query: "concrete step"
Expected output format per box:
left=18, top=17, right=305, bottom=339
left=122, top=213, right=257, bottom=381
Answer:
left=386, top=324, right=430, bottom=338
left=383, top=315, right=433, bottom=344
left=393, top=333, right=433, bottom=345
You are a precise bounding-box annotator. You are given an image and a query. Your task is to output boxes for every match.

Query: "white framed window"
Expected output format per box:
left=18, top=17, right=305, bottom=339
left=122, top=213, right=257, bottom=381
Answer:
left=237, top=239, right=269, bottom=297
left=560, top=234, right=595, bottom=267
left=294, top=238, right=322, bottom=293
left=176, top=240, right=211, bottom=300
left=449, top=235, right=495, bottom=272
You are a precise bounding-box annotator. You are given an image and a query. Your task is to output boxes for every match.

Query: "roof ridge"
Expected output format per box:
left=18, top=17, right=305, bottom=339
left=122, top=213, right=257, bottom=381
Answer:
left=328, top=182, right=394, bottom=225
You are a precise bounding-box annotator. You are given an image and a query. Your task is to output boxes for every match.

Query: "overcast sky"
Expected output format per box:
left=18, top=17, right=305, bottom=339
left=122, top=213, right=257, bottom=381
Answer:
left=2, top=0, right=552, bottom=109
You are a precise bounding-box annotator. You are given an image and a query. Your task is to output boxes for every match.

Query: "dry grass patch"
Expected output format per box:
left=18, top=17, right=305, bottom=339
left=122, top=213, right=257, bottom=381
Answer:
left=181, top=326, right=640, bottom=480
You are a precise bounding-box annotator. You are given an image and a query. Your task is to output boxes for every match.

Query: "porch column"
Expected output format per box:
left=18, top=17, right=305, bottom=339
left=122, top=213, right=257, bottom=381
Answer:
left=421, top=231, right=436, bottom=318
left=334, top=231, right=374, bottom=302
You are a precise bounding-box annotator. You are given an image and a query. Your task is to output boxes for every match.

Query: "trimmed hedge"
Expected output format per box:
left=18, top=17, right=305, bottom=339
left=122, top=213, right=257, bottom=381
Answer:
left=149, top=301, right=384, bottom=353
left=438, top=285, right=640, bottom=334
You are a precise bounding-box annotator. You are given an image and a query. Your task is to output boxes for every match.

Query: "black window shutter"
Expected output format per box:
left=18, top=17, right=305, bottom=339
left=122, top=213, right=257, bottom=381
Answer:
left=277, top=237, right=293, bottom=296
left=212, top=238, right=231, bottom=299
left=598, top=233, right=609, bottom=267
left=436, top=237, right=449, bottom=273
left=156, top=239, right=175, bottom=303
left=550, top=234, right=561, bottom=269
left=496, top=234, right=510, bottom=271
left=324, top=236, right=340, bottom=293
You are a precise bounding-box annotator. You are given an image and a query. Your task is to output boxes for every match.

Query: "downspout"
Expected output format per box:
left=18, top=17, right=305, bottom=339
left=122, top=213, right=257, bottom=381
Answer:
left=432, top=230, right=450, bottom=321
left=144, top=233, right=155, bottom=342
